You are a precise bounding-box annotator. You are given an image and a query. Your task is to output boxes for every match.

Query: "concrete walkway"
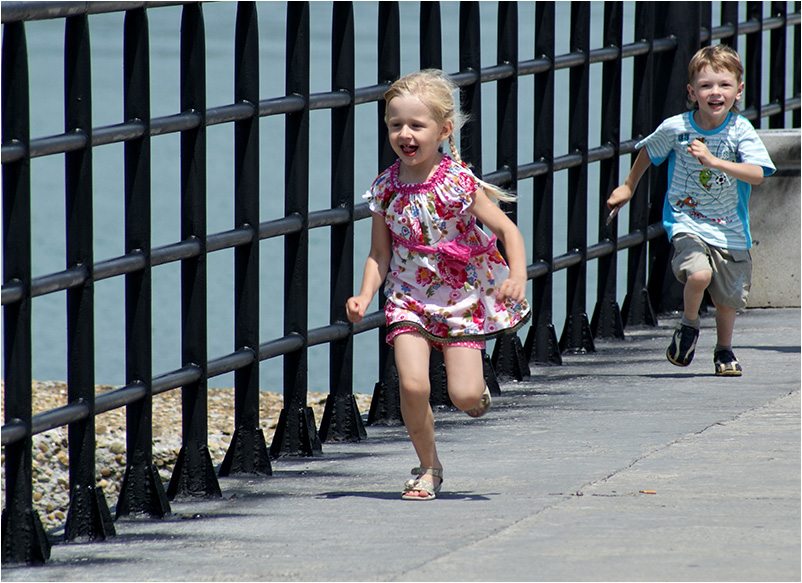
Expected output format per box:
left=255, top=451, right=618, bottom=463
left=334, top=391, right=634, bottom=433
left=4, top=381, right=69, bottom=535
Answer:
left=4, top=308, right=800, bottom=582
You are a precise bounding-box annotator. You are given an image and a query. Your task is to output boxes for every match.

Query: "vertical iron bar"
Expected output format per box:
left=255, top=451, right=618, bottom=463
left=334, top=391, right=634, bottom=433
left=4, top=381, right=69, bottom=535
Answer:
left=721, top=2, right=740, bottom=50
left=168, top=3, right=222, bottom=497
left=419, top=1, right=442, bottom=70
left=647, top=2, right=700, bottom=315
left=722, top=2, right=739, bottom=48
left=490, top=1, right=529, bottom=382
left=559, top=2, right=595, bottom=354
left=795, top=1, right=801, bottom=128
left=320, top=1, right=366, bottom=442
left=700, top=2, right=713, bottom=46
left=524, top=1, right=561, bottom=366
left=63, top=14, right=115, bottom=541
left=117, top=7, right=170, bottom=519
left=459, top=2, right=482, bottom=169
left=591, top=2, right=626, bottom=341
left=769, top=1, right=787, bottom=128
left=272, top=1, right=321, bottom=458
left=621, top=1, right=658, bottom=328
left=377, top=1, right=401, bottom=173
left=1, top=20, right=51, bottom=565
left=367, top=1, right=402, bottom=426
left=221, top=1, right=271, bottom=473
left=744, top=2, right=764, bottom=125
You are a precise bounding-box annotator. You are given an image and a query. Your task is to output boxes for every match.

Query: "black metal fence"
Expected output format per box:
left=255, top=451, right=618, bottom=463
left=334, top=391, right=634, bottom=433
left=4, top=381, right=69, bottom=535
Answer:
left=2, top=0, right=799, bottom=565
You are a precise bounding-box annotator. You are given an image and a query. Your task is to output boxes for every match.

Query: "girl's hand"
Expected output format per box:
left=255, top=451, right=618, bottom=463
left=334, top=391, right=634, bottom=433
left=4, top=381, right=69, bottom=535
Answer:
left=497, top=277, right=526, bottom=304
left=345, top=296, right=369, bottom=323
left=686, top=138, right=715, bottom=166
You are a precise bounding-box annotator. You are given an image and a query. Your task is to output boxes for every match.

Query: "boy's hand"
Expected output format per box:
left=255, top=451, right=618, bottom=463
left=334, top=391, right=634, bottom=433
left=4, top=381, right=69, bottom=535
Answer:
left=345, top=296, right=368, bottom=323
left=497, top=277, right=526, bottom=304
left=607, top=184, right=633, bottom=211
left=686, top=138, right=716, bottom=166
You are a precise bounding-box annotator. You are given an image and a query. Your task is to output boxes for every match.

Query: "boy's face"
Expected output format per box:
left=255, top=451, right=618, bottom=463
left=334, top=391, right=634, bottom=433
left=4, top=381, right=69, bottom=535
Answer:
left=687, top=66, right=744, bottom=125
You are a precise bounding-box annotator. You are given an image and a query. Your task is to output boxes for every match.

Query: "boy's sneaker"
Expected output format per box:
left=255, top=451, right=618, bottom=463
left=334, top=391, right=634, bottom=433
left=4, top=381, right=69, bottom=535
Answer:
left=714, top=349, right=742, bottom=376
left=666, top=324, right=699, bottom=367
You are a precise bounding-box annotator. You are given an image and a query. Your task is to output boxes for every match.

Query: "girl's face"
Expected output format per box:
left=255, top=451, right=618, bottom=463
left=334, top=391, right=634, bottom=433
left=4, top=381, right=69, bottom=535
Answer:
left=687, top=66, right=743, bottom=128
left=386, top=94, right=453, bottom=182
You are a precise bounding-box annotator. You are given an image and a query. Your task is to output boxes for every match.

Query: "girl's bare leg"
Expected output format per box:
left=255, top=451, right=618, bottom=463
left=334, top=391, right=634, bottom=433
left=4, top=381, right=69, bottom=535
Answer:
left=441, top=345, right=485, bottom=411
left=393, top=332, right=441, bottom=497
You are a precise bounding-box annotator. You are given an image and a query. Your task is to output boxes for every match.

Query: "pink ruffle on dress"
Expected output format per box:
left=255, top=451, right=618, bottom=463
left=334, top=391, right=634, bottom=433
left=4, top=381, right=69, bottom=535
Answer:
left=365, top=155, right=531, bottom=347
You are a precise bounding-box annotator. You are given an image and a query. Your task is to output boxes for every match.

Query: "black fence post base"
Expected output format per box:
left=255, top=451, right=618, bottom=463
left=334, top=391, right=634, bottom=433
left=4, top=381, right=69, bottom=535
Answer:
left=590, top=299, right=626, bottom=340
left=483, top=350, right=501, bottom=396
left=559, top=313, right=596, bottom=354
left=622, top=287, right=658, bottom=328
left=491, top=334, right=530, bottom=382
left=524, top=323, right=563, bottom=366
left=64, top=484, right=116, bottom=542
left=115, top=463, right=171, bottom=520
left=167, top=441, right=222, bottom=500
left=428, top=349, right=453, bottom=408
left=269, top=407, right=322, bottom=458
left=1, top=506, right=51, bottom=565
left=319, top=393, right=368, bottom=442
left=367, top=380, right=404, bottom=426
left=367, top=348, right=404, bottom=426
left=219, top=426, right=272, bottom=475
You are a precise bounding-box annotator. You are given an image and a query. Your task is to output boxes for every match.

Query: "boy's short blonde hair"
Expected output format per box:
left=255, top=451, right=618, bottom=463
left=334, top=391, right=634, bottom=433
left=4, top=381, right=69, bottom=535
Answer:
left=688, top=44, right=744, bottom=112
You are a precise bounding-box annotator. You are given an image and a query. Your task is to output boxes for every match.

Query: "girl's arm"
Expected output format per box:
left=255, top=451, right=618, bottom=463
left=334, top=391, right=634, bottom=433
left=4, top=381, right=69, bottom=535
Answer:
left=346, top=213, right=392, bottom=323
left=468, top=188, right=527, bottom=303
left=607, top=147, right=652, bottom=210
left=686, top=139, right=765, bottom=185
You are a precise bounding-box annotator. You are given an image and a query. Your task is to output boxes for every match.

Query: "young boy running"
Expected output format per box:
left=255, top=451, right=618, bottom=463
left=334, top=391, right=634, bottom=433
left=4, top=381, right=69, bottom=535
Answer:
left=607, top=44, right=775, bottom=376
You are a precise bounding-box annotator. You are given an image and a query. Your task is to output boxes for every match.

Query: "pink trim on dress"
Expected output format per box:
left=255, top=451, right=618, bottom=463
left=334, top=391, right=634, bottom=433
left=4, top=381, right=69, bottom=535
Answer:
left=387, top=326, right=485, bottom=351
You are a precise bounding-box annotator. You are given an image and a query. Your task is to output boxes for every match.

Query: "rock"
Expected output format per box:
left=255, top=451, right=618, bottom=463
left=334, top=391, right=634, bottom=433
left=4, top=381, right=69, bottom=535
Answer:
left=1, top=380, right=372, bottom=532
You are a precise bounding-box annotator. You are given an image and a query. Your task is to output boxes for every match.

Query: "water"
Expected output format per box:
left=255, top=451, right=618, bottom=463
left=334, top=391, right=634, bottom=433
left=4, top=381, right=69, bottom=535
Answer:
left=11, top=1, right=777, bottom=394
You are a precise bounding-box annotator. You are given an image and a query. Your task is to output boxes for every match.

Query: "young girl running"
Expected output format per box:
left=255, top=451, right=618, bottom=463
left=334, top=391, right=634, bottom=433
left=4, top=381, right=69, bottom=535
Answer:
left=346, top=70, right=531, bottom=500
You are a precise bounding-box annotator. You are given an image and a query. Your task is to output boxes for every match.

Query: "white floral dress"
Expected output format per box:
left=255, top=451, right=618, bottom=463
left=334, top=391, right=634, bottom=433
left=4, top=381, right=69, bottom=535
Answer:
left=365, top=155, right=531, bottom=347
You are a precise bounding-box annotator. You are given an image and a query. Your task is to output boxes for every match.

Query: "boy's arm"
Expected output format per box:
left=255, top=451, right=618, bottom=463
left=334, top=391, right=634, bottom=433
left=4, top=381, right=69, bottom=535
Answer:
left=607, top=148, right=652, bottom=210
left=346, top=214, right=392, bottom=323
left=686, top=139, right=765, bottom=185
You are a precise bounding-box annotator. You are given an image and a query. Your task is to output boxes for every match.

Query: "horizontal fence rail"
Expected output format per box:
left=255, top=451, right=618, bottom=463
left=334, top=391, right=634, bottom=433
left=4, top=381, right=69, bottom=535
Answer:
left=2, top=0, right=799, bottom=565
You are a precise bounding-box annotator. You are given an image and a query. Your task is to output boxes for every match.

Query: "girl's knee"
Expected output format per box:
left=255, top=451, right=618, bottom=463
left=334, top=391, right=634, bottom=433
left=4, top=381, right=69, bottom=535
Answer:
left=399, top=377, right=430, bottom=401
left=447, top=379, right=485, bottom=411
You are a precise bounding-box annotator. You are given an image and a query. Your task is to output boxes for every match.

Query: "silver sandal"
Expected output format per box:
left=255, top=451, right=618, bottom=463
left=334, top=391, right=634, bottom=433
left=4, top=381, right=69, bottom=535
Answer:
left=402, top=467, right=443, bottom=501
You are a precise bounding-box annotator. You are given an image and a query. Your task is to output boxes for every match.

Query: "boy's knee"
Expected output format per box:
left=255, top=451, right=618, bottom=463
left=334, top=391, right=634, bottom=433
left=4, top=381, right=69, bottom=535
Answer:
left=685, top=269, right=712, bottom=287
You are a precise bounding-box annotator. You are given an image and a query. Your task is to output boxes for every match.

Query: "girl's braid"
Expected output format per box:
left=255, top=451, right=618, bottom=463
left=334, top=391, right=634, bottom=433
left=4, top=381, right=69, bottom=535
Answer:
left=448, top=135, right=464, bottom=166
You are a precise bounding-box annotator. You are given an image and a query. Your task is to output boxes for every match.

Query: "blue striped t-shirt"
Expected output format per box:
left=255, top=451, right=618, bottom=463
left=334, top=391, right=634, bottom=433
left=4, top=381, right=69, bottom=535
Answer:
left=636, top=111, right=775, bottom=250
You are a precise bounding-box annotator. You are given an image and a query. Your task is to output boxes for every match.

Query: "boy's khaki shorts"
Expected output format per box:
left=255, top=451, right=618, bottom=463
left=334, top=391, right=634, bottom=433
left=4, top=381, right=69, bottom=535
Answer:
left=670, top=232, right=752, bottom=309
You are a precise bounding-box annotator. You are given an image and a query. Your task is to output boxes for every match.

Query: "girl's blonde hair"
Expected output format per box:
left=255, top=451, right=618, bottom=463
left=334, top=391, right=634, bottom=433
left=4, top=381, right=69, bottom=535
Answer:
left=384, top=69, right=516, bottom=203
left=687, top=44, right=744, bottom=113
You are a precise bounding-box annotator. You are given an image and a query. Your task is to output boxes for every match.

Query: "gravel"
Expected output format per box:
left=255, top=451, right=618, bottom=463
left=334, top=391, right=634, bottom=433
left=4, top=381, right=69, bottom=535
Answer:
left=1, top=380, right=373, bottom=531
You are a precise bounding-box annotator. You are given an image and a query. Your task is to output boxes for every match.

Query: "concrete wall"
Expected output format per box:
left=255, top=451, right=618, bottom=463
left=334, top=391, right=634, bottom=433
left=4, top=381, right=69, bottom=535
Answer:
left=748, top=129, right=801, bottom=308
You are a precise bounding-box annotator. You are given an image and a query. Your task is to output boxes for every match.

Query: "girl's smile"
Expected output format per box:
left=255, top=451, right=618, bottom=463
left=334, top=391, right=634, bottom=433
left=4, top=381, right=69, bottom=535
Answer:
left=386, top=94, right=452, bottom=183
